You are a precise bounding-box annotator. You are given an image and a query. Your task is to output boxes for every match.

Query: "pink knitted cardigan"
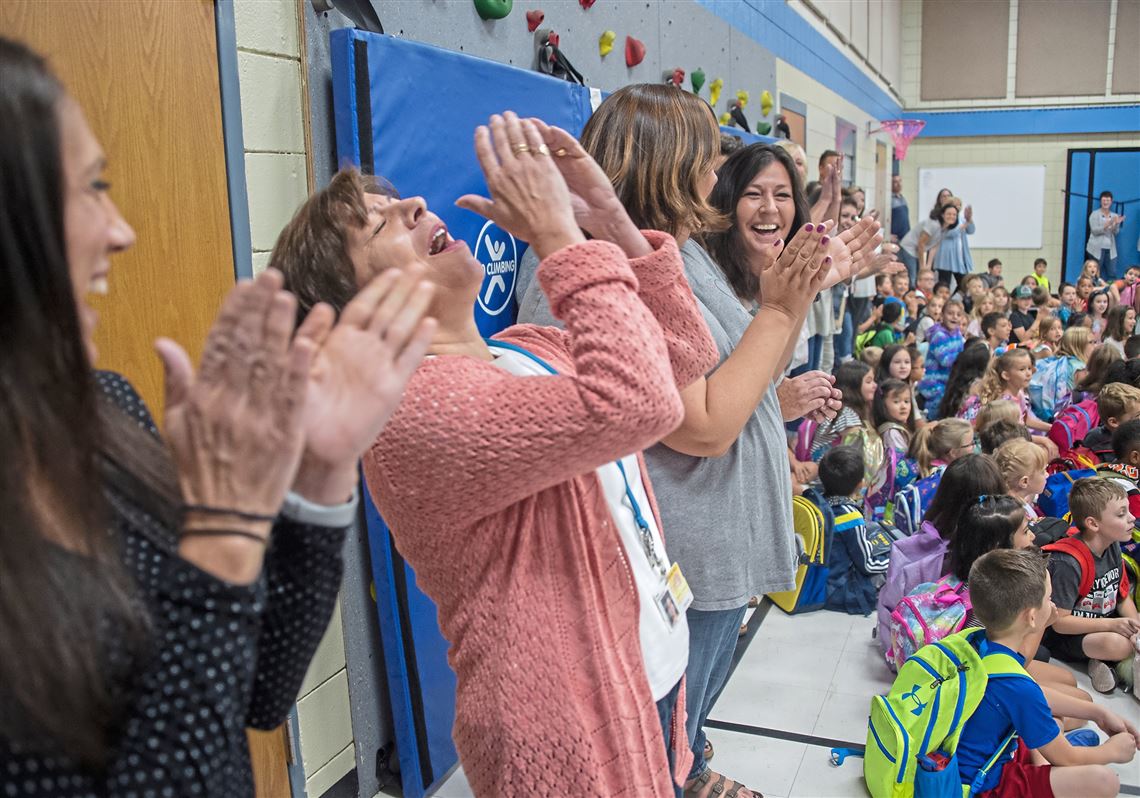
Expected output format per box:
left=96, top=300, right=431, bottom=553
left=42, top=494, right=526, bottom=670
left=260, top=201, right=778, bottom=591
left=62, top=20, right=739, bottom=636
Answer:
left=363, top=232, right=718, bottom=796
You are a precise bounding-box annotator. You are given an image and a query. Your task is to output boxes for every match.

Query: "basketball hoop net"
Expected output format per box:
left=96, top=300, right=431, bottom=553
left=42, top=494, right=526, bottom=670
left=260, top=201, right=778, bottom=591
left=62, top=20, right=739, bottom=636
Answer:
left=876, top=119, right=925, bottom=160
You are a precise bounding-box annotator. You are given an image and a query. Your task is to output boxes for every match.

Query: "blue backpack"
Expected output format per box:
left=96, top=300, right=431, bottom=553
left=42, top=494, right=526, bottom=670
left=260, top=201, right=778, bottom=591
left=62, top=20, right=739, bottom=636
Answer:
left=891, top=467, right=944, bottom=538
left=768, top=487, right=834, bottom=614
left=1036, top=468, right=1096, bottom=518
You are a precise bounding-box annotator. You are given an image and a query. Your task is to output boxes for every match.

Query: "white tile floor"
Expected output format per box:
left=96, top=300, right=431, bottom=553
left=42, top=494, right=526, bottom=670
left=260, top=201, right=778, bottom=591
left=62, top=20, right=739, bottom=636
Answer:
left=428, top=605, right=1140, bottom=797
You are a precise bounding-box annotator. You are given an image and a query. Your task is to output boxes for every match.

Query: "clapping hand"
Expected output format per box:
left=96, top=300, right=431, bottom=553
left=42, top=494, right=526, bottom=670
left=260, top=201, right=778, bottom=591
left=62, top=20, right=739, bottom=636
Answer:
left=457, top=112, right=584, bottom=260
left=291, top=266, right=437, bottom=505
left=815, top=216, right=883, bottom=289
left=528, top=118, right=651, bottom=258
left=757, top=222, right=830, bottom=320
left=778, top=370, right=841, bottom=423
left=157, top=270, right=313, bottom=582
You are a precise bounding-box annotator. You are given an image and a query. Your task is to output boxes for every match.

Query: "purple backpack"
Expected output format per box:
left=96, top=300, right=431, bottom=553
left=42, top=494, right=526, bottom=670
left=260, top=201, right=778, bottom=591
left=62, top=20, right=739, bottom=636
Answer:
left=875, top=520, right=949, bottom=670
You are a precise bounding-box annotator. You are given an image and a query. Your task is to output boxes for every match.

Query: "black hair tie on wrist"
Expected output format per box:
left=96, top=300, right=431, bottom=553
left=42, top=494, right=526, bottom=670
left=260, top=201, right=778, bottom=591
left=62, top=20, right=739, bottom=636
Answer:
left=179, top=528, right=269, bottom=544
left=182, top=504, right=277, bottom=523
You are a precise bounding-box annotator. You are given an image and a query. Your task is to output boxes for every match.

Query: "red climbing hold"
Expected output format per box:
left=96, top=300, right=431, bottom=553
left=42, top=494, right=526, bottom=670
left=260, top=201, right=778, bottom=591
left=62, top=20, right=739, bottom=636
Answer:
left=547, top=30, right=559, bottom=48
left=670, top=67, right=685, bottom=87
left=579, top=0, right=596, bottom=8
left=625, top=36, right=645, bottom=67
left=526, top=9, right=544, bottom=31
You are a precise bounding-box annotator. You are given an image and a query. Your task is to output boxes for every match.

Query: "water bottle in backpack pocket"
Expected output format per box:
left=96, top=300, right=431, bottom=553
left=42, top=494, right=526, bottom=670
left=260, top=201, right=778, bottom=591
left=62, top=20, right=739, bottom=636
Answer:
left=886, top=575, right=971, bottom=673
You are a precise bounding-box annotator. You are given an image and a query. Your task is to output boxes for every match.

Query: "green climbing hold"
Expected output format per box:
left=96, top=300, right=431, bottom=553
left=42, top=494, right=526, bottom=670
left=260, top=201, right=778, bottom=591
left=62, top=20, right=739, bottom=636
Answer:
left=474, top=0, right=513, bottom=20
left=756, top=121, right=772, bottom=135
left=691, top=68, right=706, bottom=95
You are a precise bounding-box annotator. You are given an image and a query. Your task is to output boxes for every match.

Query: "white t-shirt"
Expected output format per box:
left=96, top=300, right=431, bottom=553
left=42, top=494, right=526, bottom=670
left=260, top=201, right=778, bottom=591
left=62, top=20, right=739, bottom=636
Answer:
left=489, top=344, right=689, bottom=700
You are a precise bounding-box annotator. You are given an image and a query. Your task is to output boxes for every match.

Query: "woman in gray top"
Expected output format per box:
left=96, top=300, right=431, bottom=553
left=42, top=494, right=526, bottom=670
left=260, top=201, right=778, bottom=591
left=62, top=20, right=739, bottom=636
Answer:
left=1087, top=190, right=1125, bottom=280
left=516, top=84, right=882, bottom=798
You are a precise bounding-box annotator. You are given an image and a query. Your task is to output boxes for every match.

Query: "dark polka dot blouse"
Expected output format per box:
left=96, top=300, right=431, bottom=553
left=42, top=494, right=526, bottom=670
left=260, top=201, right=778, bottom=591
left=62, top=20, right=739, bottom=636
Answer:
left=1, top=372, right=348, bottom=797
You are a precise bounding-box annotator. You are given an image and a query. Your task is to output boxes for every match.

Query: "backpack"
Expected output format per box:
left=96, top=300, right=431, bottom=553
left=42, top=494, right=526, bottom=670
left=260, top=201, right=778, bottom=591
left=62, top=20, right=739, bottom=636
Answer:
left=891, top=467, right=944, bottom=539
left=795, top=417, right=818, bottom=462
left=1036, top=468, right=1097, bottom=518
left=1047, top=397, right=1099, bottom=457
left=1028, top=355, right=1080, bottom=422
left=864, top=628, right=1032, bottom=798
left=877, top=521, right=950, bottom=670
left=768, top=487, right=834, bottom=614
left=1029, top=516, right=1071, bottom=547
left=1041, top=535, right=1132, bottom=603
left=854, top=327, right=880, bottom=359
left=886, top=575, right=972, bottom=672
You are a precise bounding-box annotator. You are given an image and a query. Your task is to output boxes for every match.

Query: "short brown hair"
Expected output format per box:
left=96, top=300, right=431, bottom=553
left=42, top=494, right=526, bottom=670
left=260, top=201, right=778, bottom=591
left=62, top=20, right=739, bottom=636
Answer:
left=1068, top=477, right=1128, bottom=533
left=270, top=169, right=374, bottom=321
left=581, top=84, right=726, bottom=237
left=969, top=549, right=1049, bottom=634
left=1097, top=382, right=1140, bottom=421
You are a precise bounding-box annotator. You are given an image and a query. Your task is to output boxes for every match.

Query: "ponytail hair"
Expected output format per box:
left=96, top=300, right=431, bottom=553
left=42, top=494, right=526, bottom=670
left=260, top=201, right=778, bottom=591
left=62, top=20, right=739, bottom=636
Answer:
left=910, top=417, right=973, bottom=476
left=948, top=494, right=1026, bottom=580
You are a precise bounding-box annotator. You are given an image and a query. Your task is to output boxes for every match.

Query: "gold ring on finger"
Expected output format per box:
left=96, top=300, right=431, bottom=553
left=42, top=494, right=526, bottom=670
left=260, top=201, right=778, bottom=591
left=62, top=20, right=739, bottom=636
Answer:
left=554, top=147, right=568, bottom=157
left=534, top=144, right=551, bottom=156
left=511, top=143, right=530, bottom=155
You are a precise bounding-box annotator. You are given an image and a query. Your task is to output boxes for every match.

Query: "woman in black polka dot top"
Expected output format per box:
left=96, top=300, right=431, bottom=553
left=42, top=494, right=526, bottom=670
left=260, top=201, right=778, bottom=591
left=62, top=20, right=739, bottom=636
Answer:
left=0, top=38, right=435, bottom=796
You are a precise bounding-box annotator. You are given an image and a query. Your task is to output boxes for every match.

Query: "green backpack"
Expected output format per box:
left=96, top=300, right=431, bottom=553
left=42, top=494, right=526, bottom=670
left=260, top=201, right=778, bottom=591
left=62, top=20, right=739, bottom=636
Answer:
left=863, top=628, right=1031, bottom=798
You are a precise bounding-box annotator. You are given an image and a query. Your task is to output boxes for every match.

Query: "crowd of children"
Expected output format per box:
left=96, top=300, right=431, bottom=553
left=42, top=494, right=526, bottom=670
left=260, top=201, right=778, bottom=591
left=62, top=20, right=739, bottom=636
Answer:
left=799, top=246, right=1140, bottom=795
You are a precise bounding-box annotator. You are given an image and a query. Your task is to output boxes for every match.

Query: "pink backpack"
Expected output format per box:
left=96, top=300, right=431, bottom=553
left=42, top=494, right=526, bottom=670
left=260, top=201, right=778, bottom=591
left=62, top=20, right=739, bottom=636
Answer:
left=795, top=418, right=818, bottom=462
left=886, top=575, right=971, bottom=671
left=1048, top=397, right=1099, bottom=457
left=875, top=521, right=949, bottom=670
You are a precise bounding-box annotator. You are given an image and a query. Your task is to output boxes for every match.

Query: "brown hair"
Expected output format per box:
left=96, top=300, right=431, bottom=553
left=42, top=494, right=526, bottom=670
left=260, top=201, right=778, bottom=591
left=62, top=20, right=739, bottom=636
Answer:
left=581, top=84, right=727, bottom=237
left=1075, top=344, right=1122, bottom=394
left=270, top=168, right=374, bottom=320
left=975, top=398, right=1020, bottom=432
left=909, top=417, right=973, bottom=476
left=1096, top=381, right=1140, bottom=421
left=978, top=348, right=1032, bottom=404
left=1069, top=476, right=1128, bottom=533
left=968, top=548, right=1049, bottom=634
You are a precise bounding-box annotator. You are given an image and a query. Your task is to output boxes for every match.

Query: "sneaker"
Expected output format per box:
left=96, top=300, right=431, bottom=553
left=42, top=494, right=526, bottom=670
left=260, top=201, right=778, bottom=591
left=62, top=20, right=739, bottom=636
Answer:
left=1088, top=658, right=1117, bottom=693
left=1065, top=728, right=1100, bottom=747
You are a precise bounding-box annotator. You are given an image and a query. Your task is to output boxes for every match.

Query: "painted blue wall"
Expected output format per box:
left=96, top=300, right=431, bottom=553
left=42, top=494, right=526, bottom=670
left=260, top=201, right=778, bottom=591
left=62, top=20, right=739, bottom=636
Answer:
left=906, top=105, right=1140, bottom=138
left=697, top=0, right=902, bottom=121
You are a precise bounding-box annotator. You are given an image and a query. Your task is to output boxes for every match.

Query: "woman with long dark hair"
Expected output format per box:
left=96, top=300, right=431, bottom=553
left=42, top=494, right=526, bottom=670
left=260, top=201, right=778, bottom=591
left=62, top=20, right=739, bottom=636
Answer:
left=0, top=37, right=434, bottom=794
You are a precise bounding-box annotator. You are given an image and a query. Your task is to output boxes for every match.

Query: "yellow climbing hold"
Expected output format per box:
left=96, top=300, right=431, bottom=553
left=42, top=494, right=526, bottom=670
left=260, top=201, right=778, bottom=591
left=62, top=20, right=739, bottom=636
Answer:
left=760, top=89, right=774, bottom=117
left=598, top=29, right=616, bottom=57
left=709, top=77, right=724, bottom=106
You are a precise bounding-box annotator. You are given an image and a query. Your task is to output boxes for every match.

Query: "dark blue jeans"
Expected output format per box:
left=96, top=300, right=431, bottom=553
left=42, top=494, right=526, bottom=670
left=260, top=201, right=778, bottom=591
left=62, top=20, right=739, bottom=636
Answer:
left=833, top=290, right=853, bottom=362
left=656, top=679, right=684, bottom=798
left=1097, top=247, right=1118, bottom=281
left=683, top=605, right=749, bottom=781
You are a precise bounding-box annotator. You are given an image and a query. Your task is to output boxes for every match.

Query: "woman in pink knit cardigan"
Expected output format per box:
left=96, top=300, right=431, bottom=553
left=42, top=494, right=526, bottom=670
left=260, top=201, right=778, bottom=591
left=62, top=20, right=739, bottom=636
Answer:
left=274, top=112, right=833, bottom=796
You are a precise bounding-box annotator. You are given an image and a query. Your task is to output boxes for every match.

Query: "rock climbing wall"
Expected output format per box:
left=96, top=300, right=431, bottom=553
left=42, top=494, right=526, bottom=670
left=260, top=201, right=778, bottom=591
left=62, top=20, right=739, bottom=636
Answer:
left=374, top=0, right=777, bottom=133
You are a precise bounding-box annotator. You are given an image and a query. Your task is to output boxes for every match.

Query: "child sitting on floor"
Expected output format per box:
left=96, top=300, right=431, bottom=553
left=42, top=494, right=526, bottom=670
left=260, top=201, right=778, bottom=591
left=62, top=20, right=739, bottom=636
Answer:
left=1042, top=478, right=1140, bottom=695
left=819, top=445, right=892, bottom=615
left=956, top=549, right=1138, bottom=798
left=994, top=438, right=1048, bottom=521
left=1081, top=382, right=1140, bottom=461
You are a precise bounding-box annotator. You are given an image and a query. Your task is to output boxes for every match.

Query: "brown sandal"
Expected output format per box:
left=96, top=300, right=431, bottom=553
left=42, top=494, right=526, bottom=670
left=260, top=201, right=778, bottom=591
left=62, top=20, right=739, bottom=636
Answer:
left=683, top=769, right=763, bottom=798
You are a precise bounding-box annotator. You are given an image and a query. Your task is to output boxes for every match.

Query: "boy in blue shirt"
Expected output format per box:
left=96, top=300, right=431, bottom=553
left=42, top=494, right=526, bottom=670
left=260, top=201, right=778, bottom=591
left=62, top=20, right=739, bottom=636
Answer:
left=958, top=549, right=1138, bottom=797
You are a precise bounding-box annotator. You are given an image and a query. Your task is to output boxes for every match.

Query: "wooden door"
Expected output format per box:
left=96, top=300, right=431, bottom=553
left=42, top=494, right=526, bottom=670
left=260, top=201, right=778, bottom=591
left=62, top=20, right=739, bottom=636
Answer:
left=1, top=3, right=294, bottom=796
left=0, top=0, right=235, bottom=417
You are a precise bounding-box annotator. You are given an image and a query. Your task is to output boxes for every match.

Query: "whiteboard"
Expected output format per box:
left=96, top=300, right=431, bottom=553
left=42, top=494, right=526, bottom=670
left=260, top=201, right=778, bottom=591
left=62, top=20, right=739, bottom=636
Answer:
left=918, top=165, right=1046, bottom=249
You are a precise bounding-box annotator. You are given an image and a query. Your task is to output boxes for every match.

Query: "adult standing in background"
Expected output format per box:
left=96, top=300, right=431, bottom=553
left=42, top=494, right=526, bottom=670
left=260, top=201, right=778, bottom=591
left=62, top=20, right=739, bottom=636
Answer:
left=891, top=173, right=916, bottom=284
left=930, top=199, right=975, bottom=293
left=1087, top=190, right=1125, bottom=280
left=901, top=186, right=951, bottom=271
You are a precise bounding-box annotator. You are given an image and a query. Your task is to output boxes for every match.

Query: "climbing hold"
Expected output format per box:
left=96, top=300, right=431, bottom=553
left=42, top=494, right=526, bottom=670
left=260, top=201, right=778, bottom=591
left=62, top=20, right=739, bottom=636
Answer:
left=718, top=112, right=731, bottom=126
left=547, top=30, right=559, bottom=47
left=526, top=9, right=544, bottom=31
left=625, top=35, right=645, bottom=68
left=664, top=67, right=684, bottom=87
left=598, top=29, right=616, bottom=57
left=729, top=101, right=749, bottom=131
left=709, top=77, right=723, bottom=106
left=579, top=0, right=596, bottom=7
left=756, top=121, right=772, bottom=135
left=760, top=89, right=774, bottom=117
left=735, top=90, right=749, bottom=109
left=474, top=0, right=513, bottom=20
left=690, top=67, right=706, bottom=95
